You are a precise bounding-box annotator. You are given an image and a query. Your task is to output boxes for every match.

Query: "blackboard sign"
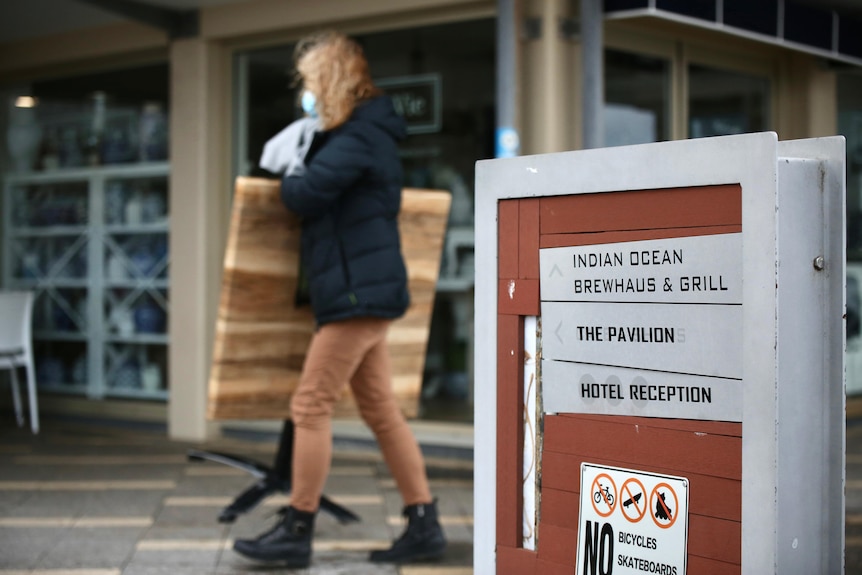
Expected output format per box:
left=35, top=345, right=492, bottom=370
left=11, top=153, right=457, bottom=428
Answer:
left=378, top=74, right=441, bottom=134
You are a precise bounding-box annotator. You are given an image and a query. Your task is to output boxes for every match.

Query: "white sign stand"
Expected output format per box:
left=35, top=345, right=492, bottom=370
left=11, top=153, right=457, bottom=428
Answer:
left=474, top=133, right=846, bottom=575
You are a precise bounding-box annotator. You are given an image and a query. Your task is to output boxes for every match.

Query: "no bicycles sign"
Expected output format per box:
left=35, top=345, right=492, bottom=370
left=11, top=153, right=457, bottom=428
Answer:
left=575, top=463, right=689, bottom=575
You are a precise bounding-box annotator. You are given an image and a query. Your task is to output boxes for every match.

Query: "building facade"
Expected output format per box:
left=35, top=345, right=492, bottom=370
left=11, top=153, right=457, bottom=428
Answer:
left=1, top=0, right=860, bottom=441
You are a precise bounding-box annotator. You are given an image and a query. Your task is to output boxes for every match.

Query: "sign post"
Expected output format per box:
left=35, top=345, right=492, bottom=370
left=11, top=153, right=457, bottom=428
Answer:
left=474, top=133, right=845, bottom=574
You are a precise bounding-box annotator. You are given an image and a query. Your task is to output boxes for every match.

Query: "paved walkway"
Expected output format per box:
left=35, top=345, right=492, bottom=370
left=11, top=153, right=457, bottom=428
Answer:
left=3, top=415, right=862, bottom=573
left=0, top=418, right=473, bottom=574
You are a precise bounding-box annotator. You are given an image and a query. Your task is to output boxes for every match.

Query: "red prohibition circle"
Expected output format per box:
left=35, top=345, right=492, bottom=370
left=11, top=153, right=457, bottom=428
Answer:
left=649, top=482, right=679, bottom=529
left=589, top=473, right=617, bottom=518
left=620, top=477, right=647, bottom=523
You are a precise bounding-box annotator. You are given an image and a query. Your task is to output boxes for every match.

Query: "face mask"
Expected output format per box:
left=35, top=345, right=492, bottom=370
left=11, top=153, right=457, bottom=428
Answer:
left=301, top=90, right=318, bottom=118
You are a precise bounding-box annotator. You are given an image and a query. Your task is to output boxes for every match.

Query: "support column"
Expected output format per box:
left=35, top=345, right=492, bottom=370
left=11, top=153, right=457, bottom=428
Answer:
left=580, top=0, right=603, bottom=149
left=522, top=0, right=576, bottom=154
left=497, top=0, right=519, bottom=149
left=168, top=37, right=229, bottom=441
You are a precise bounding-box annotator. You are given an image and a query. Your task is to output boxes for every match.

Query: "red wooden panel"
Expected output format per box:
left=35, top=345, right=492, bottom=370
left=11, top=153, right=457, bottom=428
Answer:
left=687, top=555, right=741, bottom=575
left=517, top=185, right=745, bottom=571
left=688, top=514, right=742, bottom=563
left=536, top=522, right=578, bottom=566
left=540, top=185, right=742, bottom=235
left=540, top=225, right=742, bottom=248
left=496, top=313, right=523, bottom=548
left=520, top=198, right=540, bottom=279
left=686, top=475, right=741, bottom=523
left=499, top=199, right=519, bottom=278
left=542, top=451, right=741, bottom=522
left=563, top=413, right=743, bottom=438
left=541, top=451, right=582, bottom=493
left=498, top=278, right=540, bottom=316
left=543, top=416, right=742, bottom=480
left=539, top=487, right=580, bottom=530
left=537, top=559, right=576, bottom=575
left=537, top=414, right=743, bottom=569
left=497, top=546, right=537, bottom=575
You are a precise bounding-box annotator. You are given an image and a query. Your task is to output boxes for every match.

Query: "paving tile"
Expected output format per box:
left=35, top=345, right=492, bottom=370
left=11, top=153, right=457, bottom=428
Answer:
left=122, top=567, right=213, bottom=575
left=126, top=548, right=223, bottom=569
left=0, top=417, right=475, bottom=574
left=0, top=528, right=64, bottom=568
left=34, top=528, right=143, bottom=569
left=153, top=505, right=229, bottom=527
left=217, top=550, right=401, bottom=575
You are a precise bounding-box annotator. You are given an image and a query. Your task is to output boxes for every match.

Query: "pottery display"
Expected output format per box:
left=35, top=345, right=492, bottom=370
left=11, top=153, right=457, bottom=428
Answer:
left=37, top=357, right=65, bottom=385
left=114, top=361, right=140, bottom=389
left=6, top=101, right=42, bottom=173
left=5, top=93, right=171, bottom=400
left=105, top=182, right=125, bottom=224
left=58, top=126, right=83, bottom=168
left=141, top=192, right=166, bottom=223
left=141, top=364, right=162, bottom=391
left=134, top=300, right=166, bottom=334
left=139, top=102, right=168, bottom=161
left=125, top=193, right=143, bottom=224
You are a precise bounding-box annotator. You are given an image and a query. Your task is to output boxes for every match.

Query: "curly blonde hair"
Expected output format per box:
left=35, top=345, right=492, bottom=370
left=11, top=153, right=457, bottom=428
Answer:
left=294, top=31, right=381, bottom=130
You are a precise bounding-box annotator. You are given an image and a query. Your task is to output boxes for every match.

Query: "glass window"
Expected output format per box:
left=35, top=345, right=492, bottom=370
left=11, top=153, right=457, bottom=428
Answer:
left=840, top=72, right=862, bottom=396
left=4, top=64, right=169, bottom=174
left=605, top=49, right=671, bottom=147
left=841, top=72, right=862, bottom=259
left=688, top=64, right=769, bottom=138
left=2, top=63, right=171, bottom=401
left=234, top=19, right=496, bottom=422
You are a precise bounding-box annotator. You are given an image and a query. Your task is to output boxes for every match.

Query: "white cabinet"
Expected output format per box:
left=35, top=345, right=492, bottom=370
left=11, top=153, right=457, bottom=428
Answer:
left=2, top=162, right=169, bottom=400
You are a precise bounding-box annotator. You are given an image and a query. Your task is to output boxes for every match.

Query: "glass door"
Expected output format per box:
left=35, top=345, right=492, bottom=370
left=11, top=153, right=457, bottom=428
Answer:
left=233, top=19, right=496, bottom=422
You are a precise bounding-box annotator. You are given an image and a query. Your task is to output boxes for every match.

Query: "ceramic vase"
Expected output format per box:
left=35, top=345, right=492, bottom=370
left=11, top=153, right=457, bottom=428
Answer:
left=6, top=103, right=42, bottom=173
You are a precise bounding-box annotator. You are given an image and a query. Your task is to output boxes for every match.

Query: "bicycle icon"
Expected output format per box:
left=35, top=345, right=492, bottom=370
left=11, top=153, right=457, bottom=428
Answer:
left=594, top=483, right=614, bottom=506
left=589, top=472, right=617, bottom=517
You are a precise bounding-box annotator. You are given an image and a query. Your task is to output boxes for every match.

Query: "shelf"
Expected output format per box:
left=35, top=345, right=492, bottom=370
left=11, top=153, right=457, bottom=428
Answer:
left=37, top=383, right=89, bottom=395
left=105, top=334, right=168, bottom=345
left=34, top=331, right=89, bottom=341
left=105, top=388, right=168, bottom=401
left=15, top=279, right=89, bottom=289
left=11, top=225, right=89, bottom=237
left=105, top=223, right=169, bottom=234
left=5, top=162, right=170, bottom=185
left=105, top=279, right=169, bottom=289
left=4, top=160, right=171, bottom=403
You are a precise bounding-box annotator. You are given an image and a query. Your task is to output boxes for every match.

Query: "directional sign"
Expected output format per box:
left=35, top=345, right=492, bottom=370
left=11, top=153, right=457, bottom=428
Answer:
left=542, top=301, right=742, bottom=378
left=542, top=360, right=743, bottom=421
left=539, top=232, right=743, bottom=421
left=576, top=463, right=689, bottom=575
left=540, top=234, right=742, bottom=305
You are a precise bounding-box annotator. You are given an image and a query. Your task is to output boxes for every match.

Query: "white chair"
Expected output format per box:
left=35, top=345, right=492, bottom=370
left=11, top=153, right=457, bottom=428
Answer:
left=0, top=291, right=39, bottom=433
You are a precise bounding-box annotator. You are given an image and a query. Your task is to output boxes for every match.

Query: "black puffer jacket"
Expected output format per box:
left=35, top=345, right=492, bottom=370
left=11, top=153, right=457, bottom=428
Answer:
left=280, top=95, right=409, bottom=326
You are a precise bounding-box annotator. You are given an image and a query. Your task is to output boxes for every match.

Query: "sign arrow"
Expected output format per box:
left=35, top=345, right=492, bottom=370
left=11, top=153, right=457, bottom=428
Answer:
left=549, top=263, right=563, bottom=278
left=554, top=320, right=564, bottom=344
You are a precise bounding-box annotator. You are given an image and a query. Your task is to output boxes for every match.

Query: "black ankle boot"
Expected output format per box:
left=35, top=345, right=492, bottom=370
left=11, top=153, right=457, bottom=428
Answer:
left=233, top=506, right=315, bottom=567
left=370, top=499, right=447, bottom=563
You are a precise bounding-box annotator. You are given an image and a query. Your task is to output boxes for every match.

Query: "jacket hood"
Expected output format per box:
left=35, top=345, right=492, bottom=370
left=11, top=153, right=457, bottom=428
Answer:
left=352, top=95, right=407, bottom=142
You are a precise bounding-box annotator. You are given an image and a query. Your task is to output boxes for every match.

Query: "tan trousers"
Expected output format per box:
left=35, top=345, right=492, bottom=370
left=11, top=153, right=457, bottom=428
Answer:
left=289, top=316, right=432, bottom=513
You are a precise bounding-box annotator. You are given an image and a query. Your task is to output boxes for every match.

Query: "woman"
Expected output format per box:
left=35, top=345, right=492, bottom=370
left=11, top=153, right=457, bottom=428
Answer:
left=232, top=31, right=446, bottom=568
